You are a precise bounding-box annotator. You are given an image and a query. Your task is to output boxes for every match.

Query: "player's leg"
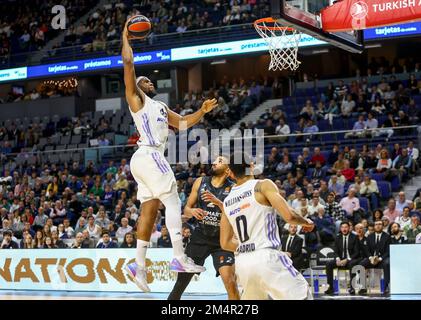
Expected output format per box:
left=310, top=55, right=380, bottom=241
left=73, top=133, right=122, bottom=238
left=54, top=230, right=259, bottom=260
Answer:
left=235, top=252, right=267, bottom=300
left=263, top=250, right=312, bottom=300
left=211, top=250, right=239, bottom=300
left=218, top=266, right=239, bottom=300
left=156, top=152, right=205, bottom=273
left=126, top=198, right=160, bottom=292
left=167, top=241, right=208, bottom=300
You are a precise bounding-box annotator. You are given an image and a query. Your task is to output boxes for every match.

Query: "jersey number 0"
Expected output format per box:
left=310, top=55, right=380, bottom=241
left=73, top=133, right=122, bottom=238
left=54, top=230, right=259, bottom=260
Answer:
left=235, top=215, right=249, bottom=243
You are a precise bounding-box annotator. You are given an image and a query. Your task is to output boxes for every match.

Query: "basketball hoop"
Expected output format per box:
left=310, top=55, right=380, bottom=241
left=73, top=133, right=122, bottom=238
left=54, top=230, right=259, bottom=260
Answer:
left=254, top=17, right=302, bottom=71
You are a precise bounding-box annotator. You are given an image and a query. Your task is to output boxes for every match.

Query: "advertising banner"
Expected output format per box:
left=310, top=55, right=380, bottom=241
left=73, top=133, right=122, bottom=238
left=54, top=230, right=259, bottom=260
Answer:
left=0, top=249, right=225, bottom=294
left=390, top=244, right=421, bottom=294
left=321, top=0, right=421, bottom=32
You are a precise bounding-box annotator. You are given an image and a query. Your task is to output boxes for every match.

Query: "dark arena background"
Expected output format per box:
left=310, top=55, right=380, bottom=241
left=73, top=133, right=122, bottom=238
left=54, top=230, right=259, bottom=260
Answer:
left=0, top=0, right=420, bottom=308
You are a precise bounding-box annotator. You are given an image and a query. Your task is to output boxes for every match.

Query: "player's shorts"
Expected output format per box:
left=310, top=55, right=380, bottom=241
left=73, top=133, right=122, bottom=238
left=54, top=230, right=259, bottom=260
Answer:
left=130, top=146, right=177, bottom=203
left=185, top=239, right=235, bottom=277
left=235, top=248, right=313, bottom=300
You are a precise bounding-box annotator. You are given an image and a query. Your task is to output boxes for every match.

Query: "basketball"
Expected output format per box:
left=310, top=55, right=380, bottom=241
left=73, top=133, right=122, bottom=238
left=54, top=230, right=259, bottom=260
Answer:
left=127, top=15, right=151, bottom=39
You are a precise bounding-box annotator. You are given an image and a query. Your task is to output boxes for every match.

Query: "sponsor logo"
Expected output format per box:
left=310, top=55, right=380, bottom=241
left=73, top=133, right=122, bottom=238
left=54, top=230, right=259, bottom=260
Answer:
left=350, top=1, right=369, bottom=19
left=228, top=202, right=250, bottom=216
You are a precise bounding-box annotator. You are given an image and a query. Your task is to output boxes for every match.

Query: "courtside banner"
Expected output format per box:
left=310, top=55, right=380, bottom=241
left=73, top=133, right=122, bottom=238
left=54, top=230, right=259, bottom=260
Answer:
left=0, top=249, right=225, bottom=294
left=321, top=0, right=421, bottom=32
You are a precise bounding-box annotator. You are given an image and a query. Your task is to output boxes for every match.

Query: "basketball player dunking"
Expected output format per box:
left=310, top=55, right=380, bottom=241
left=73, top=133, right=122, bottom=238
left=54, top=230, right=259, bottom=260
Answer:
left=214, top=152, right=315, bottom=299
left=168, top=156, right=240, bottom=300
left=121, top=20, right=218, bottom=292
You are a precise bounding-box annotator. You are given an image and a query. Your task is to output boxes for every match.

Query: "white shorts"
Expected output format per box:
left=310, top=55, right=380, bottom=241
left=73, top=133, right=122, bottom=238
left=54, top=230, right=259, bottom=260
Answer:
left=130, top=147, right=177, bottom=203
left=235, top=248, right=312, bottom=300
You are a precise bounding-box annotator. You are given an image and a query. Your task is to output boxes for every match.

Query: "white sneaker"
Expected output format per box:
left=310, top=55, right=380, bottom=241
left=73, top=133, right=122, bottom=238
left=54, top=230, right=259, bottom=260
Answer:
left=125, top=262, right=151, bottom=293
left=170, top=255, right=206, bottom=273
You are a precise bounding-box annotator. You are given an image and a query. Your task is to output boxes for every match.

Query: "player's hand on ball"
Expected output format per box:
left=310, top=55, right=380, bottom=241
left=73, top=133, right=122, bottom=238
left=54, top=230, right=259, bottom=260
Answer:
left=200, top=98, right=218, bottom=113
left=191, top=208, right=207, bottom=220
left=123, top=20, right=134, bottom=40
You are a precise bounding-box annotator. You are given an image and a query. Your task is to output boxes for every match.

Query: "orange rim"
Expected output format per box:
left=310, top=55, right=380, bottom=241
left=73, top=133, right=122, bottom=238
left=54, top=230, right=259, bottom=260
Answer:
left=254, top=17, right=295, bottom=31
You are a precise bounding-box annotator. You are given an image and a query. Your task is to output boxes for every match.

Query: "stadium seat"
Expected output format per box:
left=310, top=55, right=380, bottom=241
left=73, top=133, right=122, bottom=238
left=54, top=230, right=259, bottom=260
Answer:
left=359, top=197, right=370, bottom=213
left=377, top=181, right=392, bottom=199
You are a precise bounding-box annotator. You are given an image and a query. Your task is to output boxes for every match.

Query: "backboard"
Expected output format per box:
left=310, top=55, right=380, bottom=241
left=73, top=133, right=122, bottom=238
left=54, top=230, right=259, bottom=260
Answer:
left=271, top=0, right=364, bottom=53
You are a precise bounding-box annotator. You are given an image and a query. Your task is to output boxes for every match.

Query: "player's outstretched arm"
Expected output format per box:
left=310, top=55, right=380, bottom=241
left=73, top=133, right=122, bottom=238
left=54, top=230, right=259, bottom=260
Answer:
left=183, top=177, right=207, bottom=220
left=220, top=211, right=238, bottom=253
left=122, top=21, right=145, bottom=112
left=167, top=99, right=218, bottom=130
left=258, top=179, right=314, bottom=231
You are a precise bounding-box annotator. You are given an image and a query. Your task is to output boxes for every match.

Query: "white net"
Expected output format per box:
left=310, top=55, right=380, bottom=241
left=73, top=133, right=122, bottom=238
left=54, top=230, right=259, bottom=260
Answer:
left=254, top=19, right=302, bottom=71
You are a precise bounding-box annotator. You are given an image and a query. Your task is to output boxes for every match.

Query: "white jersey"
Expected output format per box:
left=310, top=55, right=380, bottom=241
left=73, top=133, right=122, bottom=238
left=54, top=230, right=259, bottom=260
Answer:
left=129, top=94, right=169, bottom=151
left=223, top=179, right=281, bottom=254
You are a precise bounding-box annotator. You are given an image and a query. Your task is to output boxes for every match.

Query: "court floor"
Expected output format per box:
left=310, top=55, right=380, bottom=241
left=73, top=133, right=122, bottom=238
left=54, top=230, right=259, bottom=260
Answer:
left=0, top=290, right=419, bottom=300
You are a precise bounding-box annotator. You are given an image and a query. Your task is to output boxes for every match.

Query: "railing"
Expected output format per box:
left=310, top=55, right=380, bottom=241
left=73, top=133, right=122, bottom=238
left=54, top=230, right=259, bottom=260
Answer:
left=0, top=23, right=257, bottom=69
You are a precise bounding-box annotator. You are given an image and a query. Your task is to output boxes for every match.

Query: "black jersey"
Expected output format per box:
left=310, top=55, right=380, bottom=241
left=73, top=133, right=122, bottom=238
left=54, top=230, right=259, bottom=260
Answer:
left=193, top=176, right=233, bottom=245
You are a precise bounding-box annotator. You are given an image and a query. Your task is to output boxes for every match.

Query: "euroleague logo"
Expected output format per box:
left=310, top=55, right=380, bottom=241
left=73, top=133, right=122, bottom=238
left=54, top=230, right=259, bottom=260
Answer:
left=350, top=1, right=368, bottom=19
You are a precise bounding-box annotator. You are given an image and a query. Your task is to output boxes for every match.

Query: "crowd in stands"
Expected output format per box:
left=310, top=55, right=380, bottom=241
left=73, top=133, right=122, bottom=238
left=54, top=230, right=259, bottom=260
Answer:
left=0, top=78, right=79, bottom=104
left=0, top=0, right=96, bottom=64
left=0, top=138, right=420, bottom=252
left=60, top=0, right=269, bottom=54
left=246, top=63, right=421, bottom=144
left=0, top=76, right=270, bottom=155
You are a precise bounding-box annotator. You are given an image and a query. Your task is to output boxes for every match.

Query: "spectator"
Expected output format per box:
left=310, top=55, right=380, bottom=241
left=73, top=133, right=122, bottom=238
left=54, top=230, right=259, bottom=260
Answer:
left=376, top=149, right=392, bottom=176
left=324, top=221, right=361, bottom=295
left=383, top=199, right=401, bottom=223
left=339, top=188, right=361, bottom=222
left=275, top=118, right=290, bottom=142
left=312, top=207, right=335, bottom=245
left=51, top=229, right=67, bottom=248
left=50, top=200, right=66, bottom=225
left=341, top=94, right=355, bottom=117
left=345, top=114, right=366, bottom=139
left=391, top=148, right=412, bottom=180
left=308, top=147, right=326, bottom=167
left=86, top=215, right=102, bottom=240
left=1, top=230, right=19, bottom=249
left=329, top=175, right=344, bottom=198
left=359, top=175, right=380, bottom=211
left=307, top=195, right=325, bottom=216
left=389, top=222, right=408, bottom=244
left=63, top=218, right=75, bottom=238
left=96, top=231, right=118, bottom=248
left=396, top=207, right=412, bottom=230
left=120, top=232, right=136, bottom=248
left=403, top=214, right=421, bottom=243
left=95, top=209, right=111, bottom=230
left=43, top=237, right=56, bottom=249
left=395, top=192, right=411, bottom=213
left=116, top=217, right=133, bottom=240
left=150, top=223, right=162, bottom=248
left=340, top=160, right=355, bottom=182
left=71, top=232, right=89, bottom=248
left=57, top=224, right=69, bottom=239
left=157, top=225, right=172, bottom=248
left=359, top=220, right=391, bottom=295
left=33, top=207, right=48, bottom=228
left=280, top=224, right=304, bottom=270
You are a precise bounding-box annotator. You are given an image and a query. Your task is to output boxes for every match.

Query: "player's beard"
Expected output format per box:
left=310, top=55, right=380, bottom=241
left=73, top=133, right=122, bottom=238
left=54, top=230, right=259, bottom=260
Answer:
left=209, top=167, right=225, bottom=177
left=145, top=89, right=157, bottom=98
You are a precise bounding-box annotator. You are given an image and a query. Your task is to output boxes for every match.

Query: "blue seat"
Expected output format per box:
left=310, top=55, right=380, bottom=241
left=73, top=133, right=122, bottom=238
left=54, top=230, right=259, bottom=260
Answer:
left=390, top=176, right=401, bottom=192
left=306, top=168, right=314, bottom=178
left=370, top=173, right=385, bottom=182
left=359, top=197, right=370, bottom=213
left=377, top=181, right=392, bottom=200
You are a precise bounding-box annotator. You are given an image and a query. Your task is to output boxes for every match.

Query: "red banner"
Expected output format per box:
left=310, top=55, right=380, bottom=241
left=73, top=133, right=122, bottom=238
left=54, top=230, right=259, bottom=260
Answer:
left=321, top=0, right=421, bottom=32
